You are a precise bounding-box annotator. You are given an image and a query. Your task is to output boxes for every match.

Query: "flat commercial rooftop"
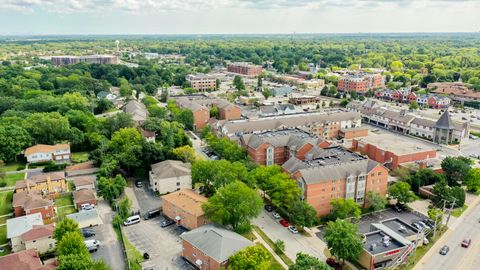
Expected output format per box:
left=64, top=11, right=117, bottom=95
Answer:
left=381, top=218, right=419, bottom=238
left=364, top=230, right=406, bottom=255
left=304, top=146, right=367, bottom=166
left=355, top=133, right=436, bottom=156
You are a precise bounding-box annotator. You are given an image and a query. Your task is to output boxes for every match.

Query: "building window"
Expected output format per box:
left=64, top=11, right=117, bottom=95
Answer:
left=176, top=182, right=180, bottom=186
left=331, top=187, right=335, bottom=191
left=377, top=172, right=382, bottom=176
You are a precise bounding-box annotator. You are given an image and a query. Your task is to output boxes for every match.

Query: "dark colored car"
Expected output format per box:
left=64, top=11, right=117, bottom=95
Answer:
left=81, top=228, right=95, bottom=238
left=144, top=209, right=161, bottom=220
left=264, top=205, right=275, bottom=212
left=161, top=218, right=175, bottom=227
left=461, top=239, right=471, bottom=248
left=439, top=245, right=450, bottom=255
left=279, top=219, right=290, bottom=227
left=326, top=258, right=341, bottom=270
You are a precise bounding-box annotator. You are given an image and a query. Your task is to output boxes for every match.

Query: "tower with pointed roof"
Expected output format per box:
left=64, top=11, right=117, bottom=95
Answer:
left=433, top=111, right=455, bottom=144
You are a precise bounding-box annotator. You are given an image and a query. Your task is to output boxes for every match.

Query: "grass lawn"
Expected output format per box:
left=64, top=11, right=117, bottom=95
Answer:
left=54, top=195, right=76, bottom=219
left=451, top=205, right=468, bottom=217
left=241, top=230, right=257, bottom=241
left=0, top=191, right=13, bottom=216
left=72, top=152, right=89, bottom=163
left=1, top=173, right=25, bottom=187
left=0, top=161, right=25, bottom=173
left=123, top=231, right=143, bottom=270
left=0, top=244, right=11, bottom=256
left=253, top=225, right=294, bottom=266
left=0, top=226, right=6, bottom=245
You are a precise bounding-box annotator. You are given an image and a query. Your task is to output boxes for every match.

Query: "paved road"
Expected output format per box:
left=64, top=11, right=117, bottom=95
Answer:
left=414, top=202, right=480, bottom=270
left=253, top=209, right=326, bottom=261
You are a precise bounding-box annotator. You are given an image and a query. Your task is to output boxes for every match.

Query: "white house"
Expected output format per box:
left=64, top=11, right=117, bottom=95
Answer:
left=24, top=144, right=71, bottom=163
left=149, top=160, right=192, bottom=194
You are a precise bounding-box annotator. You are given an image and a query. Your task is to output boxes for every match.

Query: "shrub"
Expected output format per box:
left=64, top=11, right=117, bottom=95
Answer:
left=0, top=181, right=6, bottom=187
left=43, top=163, right=67, bottom=172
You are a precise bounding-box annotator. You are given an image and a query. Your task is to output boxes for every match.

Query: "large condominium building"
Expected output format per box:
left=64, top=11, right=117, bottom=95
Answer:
left=282, top=146, right=389, bottom=216
left=240, top=129, right=331, bottom=166
left=338, top=73, right=385, bottom=93
left=211, top=111, right=362, bottom=140
left=227, top=62, right=263, bottom=76
left=51, top=55, right=119, bottom=66
left=186, top=74, right=217, bottom=91
left=347, top=100, right=470, bottom=144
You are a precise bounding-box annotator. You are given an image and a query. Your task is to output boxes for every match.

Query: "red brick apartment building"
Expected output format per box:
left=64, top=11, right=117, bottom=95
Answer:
left=282, top=146, right=389, bottom=216
left=227, top=62, right=263, bottom=76
left=12, top=192, right=55, bottom=223
left=161, top=189, right=209, bottom=230
left=240, top=129, right=331, bottom=166
left=176, top=97, right=210, bottom=130
left=351, top=133, right=437, bottom=170
left=338, top=73, right=385, bottom=93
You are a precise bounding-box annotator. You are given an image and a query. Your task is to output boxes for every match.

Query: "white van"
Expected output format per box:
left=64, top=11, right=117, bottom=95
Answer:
left=84, top=239, right=100, bottom=252
left=124, top=215, right=141, bottom=226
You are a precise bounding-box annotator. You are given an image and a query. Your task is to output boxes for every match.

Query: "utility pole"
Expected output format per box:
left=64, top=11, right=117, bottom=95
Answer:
left=411, top=228, right=424, bottom=265
left=445, top=197, right=457, bottom=226
left=433, top=199, right=447, bottom=238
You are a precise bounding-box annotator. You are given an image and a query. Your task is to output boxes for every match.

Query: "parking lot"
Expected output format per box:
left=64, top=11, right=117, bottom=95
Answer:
left=133, top=183, right=162, bottom=214
left=316, top=208, right=428, bottom=240
left=91, top=201, right=125, bottom=270
left=123, top=216, right=195, bottom=270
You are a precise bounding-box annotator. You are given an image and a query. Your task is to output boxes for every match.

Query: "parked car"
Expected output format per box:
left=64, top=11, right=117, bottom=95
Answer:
left=81, top=228, right=95, bottom=238
left=272, top=212, right=281, bottom=219
left=279, top=219, right=290, bottom=227
left=417, top=221, right=431, bottom=230
left=124, top=215, right=141, bottom=226
left=439, top=245, right=450, bottom=255
left=326, top=258, right=342, bottom=270
left=288, top=226, right=298, bottom=234
left=423, top=219, right=435, bottom=227
left=135, top=181, right=143, bottom=188
left=161, top=218, right=175, bottom=227
left=423, top=237, right=429, bottom=245
left=461, top=239, right=472, bottom=248
left=264, top=205, right=274, bottom=212
left=81, top=203, right=95, bottom=211
left=411, top=222, right=422, bottom=230
left=144, top=208, right=161, bottom=220
left=85, top=239, right=100, bottom=252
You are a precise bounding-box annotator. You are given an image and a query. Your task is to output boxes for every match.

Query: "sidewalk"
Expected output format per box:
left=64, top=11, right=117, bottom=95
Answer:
left=252, top=230, right=289, bottom=270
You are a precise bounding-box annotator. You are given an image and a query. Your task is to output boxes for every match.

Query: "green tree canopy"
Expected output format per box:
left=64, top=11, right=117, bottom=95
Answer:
left=330, top=198, right=361, bottom=220
left=324, top=219, right=363, bottom=264
left=465, top=168, right=480, bottom=192
left=365, top=191, right=387, bottom=211
left=289, top=253, right=332, bottom=270
left=56, top=231, right=89, bottom=257
left=229, top=245, right=271, bottom=270
left=441, top=156, right=472, bottom=186
left=388, top=181, right=415, bottom=205
left=54, top=218, right=80, bottom=242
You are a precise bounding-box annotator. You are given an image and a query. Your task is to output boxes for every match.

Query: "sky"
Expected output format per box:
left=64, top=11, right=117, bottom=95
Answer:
left=0, top=0, right=479, bottom=35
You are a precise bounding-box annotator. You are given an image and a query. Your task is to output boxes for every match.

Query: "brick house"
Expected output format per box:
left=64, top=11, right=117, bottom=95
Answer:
left=216, top=101, right=242, bottom=121
left=282, top=146, right=389, bottom=216
left=0, top=249, right=56, bottom=270
left=24, top=144, right=70, bottom=163
left=180, top=224, right=253, bottom=270
left=72, top=189, right=97, bottom=209
left=176, top=97, right=210, bottom=130
left=15, top=172, right=67, bottom=195
left=12, top=193, right=55, bottom=222
left=240, top=129, right=331, bottom=166
left=161, top=189, right=209, bottom=230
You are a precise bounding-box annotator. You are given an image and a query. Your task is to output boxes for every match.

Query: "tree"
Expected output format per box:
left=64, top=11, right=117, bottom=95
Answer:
left=54, top=218, right=80, bottom=242
left=119, top=78, right=132, bottom=97
left=233, top=75, right=245, bottom=90
left=390, top=61, right=404, bottom=72
left=289, top=253, right=332, bottom=270
left=0, top=124, right=31, bottom=162
left=441, top=156, right=472, bottom=186
left=330, top=198, right=361, bottom=220
left=97, top=174, right=127, bottom=203
left=210, top=106, right=219, bottom=118
left=56, top=231, right=89, bottom=257
left=192, top=160, right=252, bottom=195
left=388, top=182, right=415, bottom=205
left=58, top=254, right=110, bottom=270
left=171, top=145, right=198, bottom=163
left=366, top=191, right=387, bottom=211
left=409, top=100, right=419, bottom=110
left=427, top=208, right=444, bottom=229
left=117, top=196, right=132, bottom=221
left=432, top=179, right=465, bottom=208
left=262, top=88, right=272, bottom=100
left=274, top=239, right=285, bottom=254
left=408, top=169, right=445, bottom=192
left=324, top=219, right=363, bottom=264
left=24, top=112, right=70, bottom=144
left=257, top=77, right=263, bottom=88
left=216, top=79, right=221, bottom=90
left=229, top=245, right=271, bottom=270
left=263, top=173, right=301, bottom=210
left=202, top=181, right=262, bottom=233
left=288, top=200, right=318, bottom=227
left=465, top=168, right=480, bottom=192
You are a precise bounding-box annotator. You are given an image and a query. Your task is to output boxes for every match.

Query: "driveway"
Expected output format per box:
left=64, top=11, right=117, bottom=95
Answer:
left=91, top=200, right=125, bottom=270
left=253, top=209, right=326, bottom=261
left=123, top=216, right=195, bottom=270
left=132, top=184, right=162, bottom=214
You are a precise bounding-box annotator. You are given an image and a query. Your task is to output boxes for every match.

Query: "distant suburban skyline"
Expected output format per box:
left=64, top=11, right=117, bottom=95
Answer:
left=0, top=0, right=479, bottom=35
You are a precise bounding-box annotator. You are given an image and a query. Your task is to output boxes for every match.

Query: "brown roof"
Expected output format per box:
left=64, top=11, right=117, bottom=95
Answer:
left=72, top=176, right=95, bottom=187
left=13, top=192, right=53, bottom=210
left=16, top=172, right=65, bottom=190
left=162, top=189, right=207, bottom=217
left=72, top=189, right=96, bottom=203
left=140, top=128, right=155, bottom=138
left=65, top=161, right=94, bottom=171
left=0, top=249, right=44, bottom=270
left=21, top=224, right=55, bottom=242
left=24, top=144, right=70, bottom=156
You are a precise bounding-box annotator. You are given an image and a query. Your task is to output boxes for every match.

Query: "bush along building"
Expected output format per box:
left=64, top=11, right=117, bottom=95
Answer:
left=347, top=100, right=469, bottom=144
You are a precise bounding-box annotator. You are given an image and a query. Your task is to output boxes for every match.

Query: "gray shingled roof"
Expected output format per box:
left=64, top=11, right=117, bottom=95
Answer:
left=150, top=160, right=191, bottom=179
left=241, top=129, right=320, bottom=150
left=180, top=224, right=253, bottom=263
left=124, top=100, right=148, bottom=122
left=435, top=111, right=455, bottom=129
left=411, top=117, right=436, bottom=128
